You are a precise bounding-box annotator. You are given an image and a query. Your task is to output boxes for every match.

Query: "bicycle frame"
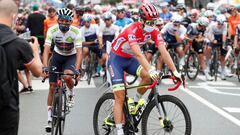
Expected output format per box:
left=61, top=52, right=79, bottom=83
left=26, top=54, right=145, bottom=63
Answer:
left=123, top=75, right=182, bottom=131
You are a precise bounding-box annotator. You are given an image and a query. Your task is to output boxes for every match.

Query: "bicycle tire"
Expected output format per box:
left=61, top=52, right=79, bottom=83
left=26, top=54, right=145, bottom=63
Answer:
left=213, top=50, right=218, bottom=81
left=186, top=52, right=199, bottom=81
left=87, top=51, right=93, bottom=85
left=141, top=95, right=191, bottom=135
left=93, top=93, right=116, bottom=135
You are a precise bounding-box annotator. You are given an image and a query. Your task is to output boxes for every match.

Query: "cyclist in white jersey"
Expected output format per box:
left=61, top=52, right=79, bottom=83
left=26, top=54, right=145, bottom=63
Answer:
left=80, top=14, right=103, bottom=79
left=42, top=8, right=83, bottom=132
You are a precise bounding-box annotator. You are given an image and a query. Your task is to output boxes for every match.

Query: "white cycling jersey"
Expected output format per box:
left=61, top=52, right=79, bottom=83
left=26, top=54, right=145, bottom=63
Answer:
left=161, top=22, right=187, bottom=40
left=45, top=25, right=82, bottom=56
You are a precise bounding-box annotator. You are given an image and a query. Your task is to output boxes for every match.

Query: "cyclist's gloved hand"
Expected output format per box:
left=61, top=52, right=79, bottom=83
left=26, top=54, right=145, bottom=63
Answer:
left=173, top=70, right=182, bottom=82
left=148, top=67, right=159, bottom=81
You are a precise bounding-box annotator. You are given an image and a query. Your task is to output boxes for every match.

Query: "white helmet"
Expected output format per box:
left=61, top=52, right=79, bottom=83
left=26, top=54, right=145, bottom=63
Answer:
left=197, top=17, right=209, bottom=26
left=207, top=2, right=215, bottom=10
left=57, top=8, right=74, bottom=20
left=103, top=12, right=112, bottom=20
left=156, top=18, right=164, bottom=25
left=216, top=15, right=226, bottom=24
left=171, top=14, right=183, bottom=23
left=204, top=10, right=214, bottom=17
left=82, top=14, right=93, bottom=22
left=93, top=5, right=102, bottom=14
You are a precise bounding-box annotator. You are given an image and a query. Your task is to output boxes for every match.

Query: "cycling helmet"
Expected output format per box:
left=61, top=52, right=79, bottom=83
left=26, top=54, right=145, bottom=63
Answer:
left=93, top=5, right=102, bottom=14
left=83, top=14, right=93, bottom=22
left=176, top=4, right=187, bottom=13
left=171, top=14, right=183, bottom=23
left=103, top=12, right=112, bottom=20
left=156, top=18, right=164, bottom=25
left=197, top=17, right=209, bottom=26
left=206, top=2, right=215, bottom=10
left=204, top=10, right=214, bottom=17
left=216, top=14, right=226, bottom=24
left=57, top=8, right=74, bottom=21
left=139, top=3, right=159, bottom=21
left=116, top=5, right=125, bottom=12
left=75, top=6, right=84, bottom=12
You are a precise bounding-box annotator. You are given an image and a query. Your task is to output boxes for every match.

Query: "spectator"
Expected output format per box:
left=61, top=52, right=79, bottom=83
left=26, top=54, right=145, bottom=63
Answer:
left=27, top=4, right=46, bottom=56
left=15, top=13, right=27, bottom=35
left=44, top=7, right=57, bottom=37
left=0, top=0, right=42, bottom=135
left=114, top=6, right=133, bottom=30
left=160, top=2, right=173, bottom=24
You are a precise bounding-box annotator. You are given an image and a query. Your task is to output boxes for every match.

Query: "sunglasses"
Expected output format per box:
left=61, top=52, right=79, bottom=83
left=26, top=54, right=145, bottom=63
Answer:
left=173, top=23, right=180, bottom=27
left=104, top=19, right=111, bottom=21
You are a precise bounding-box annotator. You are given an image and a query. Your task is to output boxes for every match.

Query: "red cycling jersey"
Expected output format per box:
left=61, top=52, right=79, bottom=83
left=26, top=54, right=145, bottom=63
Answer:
left=111, top=22, right=164, bottom=58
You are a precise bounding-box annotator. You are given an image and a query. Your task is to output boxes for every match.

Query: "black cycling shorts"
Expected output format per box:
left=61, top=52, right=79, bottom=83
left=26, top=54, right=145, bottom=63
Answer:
left=192, top=39, right=204, bottom=54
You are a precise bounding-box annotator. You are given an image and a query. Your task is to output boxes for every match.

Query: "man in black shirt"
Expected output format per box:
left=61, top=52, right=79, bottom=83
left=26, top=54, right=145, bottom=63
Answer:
left=27, top=4, right=46, bottom=55
left=0, top=0, right=43, bottom=135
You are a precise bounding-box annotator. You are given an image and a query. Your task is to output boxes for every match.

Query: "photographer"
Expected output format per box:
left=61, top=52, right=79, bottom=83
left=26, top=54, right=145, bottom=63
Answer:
left=0, top=0, right=43, bottom=135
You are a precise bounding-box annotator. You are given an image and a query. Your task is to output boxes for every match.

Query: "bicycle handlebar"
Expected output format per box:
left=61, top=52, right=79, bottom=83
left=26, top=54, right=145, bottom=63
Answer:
left=147, top=74, right=184, bottom=91
left=42, top=71, right=79, bottom=86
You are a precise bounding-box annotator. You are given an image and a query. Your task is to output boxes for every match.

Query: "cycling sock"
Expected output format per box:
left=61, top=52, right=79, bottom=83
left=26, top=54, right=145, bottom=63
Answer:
left=47, top=106, right=52, bottom=122
left=67, top=87, right=75, bottom=96
left=179, top=57, right=185, bottom=65
left=134, top=92, right=142, bottom=103
left=116, top=124, right=124, bottom=135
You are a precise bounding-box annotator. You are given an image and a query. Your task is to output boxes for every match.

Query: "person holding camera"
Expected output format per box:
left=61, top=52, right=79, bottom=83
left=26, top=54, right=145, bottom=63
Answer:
left=0, top=0, right=43, bottom=135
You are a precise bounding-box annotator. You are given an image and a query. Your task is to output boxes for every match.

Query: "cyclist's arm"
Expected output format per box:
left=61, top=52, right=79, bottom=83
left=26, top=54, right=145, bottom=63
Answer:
left=75, top=32, right=83, bottom=70
left=97, top=25, right=103, bottom=47
left=222, top=23, right=228, bottom=44
left=131, top=43, right=151, bottom=71
left=175, top=26, right=186, bottom=43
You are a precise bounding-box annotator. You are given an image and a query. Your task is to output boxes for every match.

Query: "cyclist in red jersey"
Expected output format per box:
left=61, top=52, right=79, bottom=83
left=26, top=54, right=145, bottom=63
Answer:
left=108, top=3, right=182, bottom=135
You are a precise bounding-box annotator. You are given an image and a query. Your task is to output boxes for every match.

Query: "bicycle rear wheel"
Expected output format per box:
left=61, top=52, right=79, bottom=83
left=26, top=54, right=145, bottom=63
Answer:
left=93, top=93, right=116, bottom=135
left=186, top=52, right=199, bottom=81
left=141, top=95, right=191, bottom=135
left=213, top=50, right=219, bottom=81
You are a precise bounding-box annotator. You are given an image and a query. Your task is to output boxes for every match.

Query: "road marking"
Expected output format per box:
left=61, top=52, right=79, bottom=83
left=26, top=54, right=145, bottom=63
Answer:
left=179, top=86, right=240, bottom=127
left=188, top=85, right=240, bottom=90
left=197, top=75, right=236, bottom=86
left=19, top=79, right=96, bottom=91
left=223, top=107, right=240, bottom=113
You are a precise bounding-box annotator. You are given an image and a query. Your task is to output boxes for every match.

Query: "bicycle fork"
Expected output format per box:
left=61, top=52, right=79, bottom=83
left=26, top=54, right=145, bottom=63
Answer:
left=152, top=87, right=169, bottom=128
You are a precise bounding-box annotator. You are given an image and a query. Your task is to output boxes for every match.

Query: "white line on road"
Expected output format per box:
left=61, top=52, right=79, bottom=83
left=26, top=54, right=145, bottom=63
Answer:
left=180, top=86, right=240, bottom=127
left=223, top=107, right=240, bottom=113
left=19, top=79, right=96, bottom=91
left=188, top=85, right=240, bottom=90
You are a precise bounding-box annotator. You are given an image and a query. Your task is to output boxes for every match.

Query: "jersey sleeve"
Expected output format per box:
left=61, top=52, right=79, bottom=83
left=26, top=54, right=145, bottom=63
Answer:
left=223, top=23, right=228, bottom=35
left=179, top=26, right=187, bottom=40
left=151, top=29, right=165, bottom=47
left=74, top=29, right=83, bottom=48
left=80, top=27, right=86, bottom=42
left=45, top=28, right=53, bottom=46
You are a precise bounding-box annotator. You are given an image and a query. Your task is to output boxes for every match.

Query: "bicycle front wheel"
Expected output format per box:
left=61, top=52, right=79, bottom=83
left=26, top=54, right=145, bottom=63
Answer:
left=142, top=95, right=191, bottom=135
left=93, top=93, right=116, bottom=135
left=186, top=52, right=199, bottom=81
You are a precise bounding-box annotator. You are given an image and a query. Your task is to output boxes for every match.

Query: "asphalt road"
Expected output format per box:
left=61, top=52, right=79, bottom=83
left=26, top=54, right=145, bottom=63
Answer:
left=18, top=74, right=240, bottom=135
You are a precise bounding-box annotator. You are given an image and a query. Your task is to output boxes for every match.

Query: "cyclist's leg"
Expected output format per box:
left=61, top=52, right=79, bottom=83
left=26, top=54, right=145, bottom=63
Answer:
left=92, top=46, right=103, bottom=76
left=176, top=44, right=185, bottom=70
left=83, top=46, right=89, bottom=62
left=46, top=52, right=62, bottom=128
left=125, top=57, right=151, bottom=102
left=108, top=52, right=126, bottom=134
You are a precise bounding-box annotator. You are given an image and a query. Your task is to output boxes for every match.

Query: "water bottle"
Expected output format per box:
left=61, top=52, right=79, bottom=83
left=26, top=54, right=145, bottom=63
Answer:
left=127, top=97, right=135, bottom=115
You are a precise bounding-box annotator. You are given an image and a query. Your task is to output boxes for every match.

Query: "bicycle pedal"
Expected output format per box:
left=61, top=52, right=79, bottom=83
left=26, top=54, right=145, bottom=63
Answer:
left=45, top=127, right=51, bottom=133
